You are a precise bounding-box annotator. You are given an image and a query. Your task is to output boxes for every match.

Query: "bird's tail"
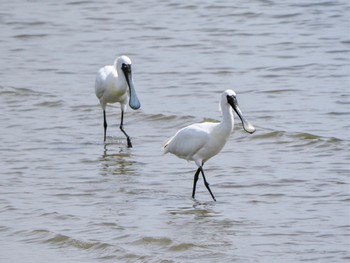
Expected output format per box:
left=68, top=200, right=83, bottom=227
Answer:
left=162, top=137, right=172, bottom=154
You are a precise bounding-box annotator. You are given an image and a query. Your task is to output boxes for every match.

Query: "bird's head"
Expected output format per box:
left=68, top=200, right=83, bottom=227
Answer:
left=114, top=55, right=132, bottom=71
left=114, top=56, right=141, bottom=110
left=223, top=89, right=256, bottom=134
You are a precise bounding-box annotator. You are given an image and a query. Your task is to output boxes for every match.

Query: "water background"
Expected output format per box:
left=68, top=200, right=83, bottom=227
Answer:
left=0, top=0, right=349, bottom=262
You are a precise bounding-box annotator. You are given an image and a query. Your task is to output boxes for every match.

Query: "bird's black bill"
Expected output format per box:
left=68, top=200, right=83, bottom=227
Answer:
left=122, top=64, right=141, bottom=110
left=227, top=95, right=256, bottom=134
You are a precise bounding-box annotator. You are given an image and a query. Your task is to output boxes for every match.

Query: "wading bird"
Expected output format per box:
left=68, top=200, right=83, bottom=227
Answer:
left=163, top=90, right=255, bottom=201
left=95, top=56, right=141, bottom=147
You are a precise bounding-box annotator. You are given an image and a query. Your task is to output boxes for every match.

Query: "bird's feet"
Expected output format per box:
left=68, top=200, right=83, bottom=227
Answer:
left=204, top=181, right=216, bottom=202
left=127, top=137, right=133, bottom=148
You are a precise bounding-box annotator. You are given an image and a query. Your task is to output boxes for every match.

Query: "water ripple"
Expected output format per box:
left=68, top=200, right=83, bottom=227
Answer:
left=1, top=0, right=349, bottom=262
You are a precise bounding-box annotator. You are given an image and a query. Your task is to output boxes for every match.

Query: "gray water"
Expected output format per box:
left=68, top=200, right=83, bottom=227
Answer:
left=0, top=0, right=349, bottom=262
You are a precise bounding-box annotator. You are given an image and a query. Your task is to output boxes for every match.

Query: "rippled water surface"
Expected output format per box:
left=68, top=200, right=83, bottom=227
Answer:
left=1, top=0, right=349, bottom=262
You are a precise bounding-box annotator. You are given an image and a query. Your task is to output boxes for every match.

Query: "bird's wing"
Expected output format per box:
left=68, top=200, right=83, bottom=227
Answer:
left=95, top=66, right=114, bottom=100
left=163, top=123, right=210, bottom=160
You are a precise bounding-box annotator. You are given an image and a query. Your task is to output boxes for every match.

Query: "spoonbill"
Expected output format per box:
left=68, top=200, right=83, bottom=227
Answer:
left=95, top=55, right=141, bottom=147
left=163, top=90, right=255, bottom=201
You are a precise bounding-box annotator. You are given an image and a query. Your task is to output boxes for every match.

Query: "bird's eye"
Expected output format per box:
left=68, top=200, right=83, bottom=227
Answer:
left=122, top=63, right=131, bottom=69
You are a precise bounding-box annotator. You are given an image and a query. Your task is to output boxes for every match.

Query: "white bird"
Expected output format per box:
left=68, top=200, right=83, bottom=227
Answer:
left=163, top=90, right=256, bottom=201
left=95, top=55, right=141, bottom=147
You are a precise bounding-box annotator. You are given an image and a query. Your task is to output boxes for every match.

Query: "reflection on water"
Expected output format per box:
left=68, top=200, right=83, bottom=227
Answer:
left=99, top=143, right=136, bottom=177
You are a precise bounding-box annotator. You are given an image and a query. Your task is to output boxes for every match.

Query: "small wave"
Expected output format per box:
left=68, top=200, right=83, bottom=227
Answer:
left=132, top=236, right=196, bottom=252
left=266, top=63, right=319, bottom=72
left=46, top=234, right=111, bottom=250
left=272, top=13, right=301, bottom=19
left=34, top=100, right=65, bottom=108
left=144, top=113, right=180, bottom=122
left=13, top=34, right=48, bottom=39
left=169, top=243, right=195, bottom=252
left=135, top=236, right=173, bottom=246
left=23, top=229, right=112, bottom=251
left=37, top=68, right=57, bottom=72
left=138, top=113, right=195, bottom=124
left=228, top=11, right=263, bottom=18
left=290, top=132, right=343, bottom=143
left=66, top=0, right=91, bottom=5
left=56, top=71, right=74, bottom=75
left=258, top=88, right=301, bottom=94
left=0, top=86, right=40, bottom=97
left=291, top=1, right=339, bottom=7
left=86, top=16, right=113, bottom=22
left=327, top=111, right=350, bottom=116
left=252, top=131, right=285, bottom=139
left=25, top=21, right=47, bottom=26
left=252, top=129, right=347, bottom=150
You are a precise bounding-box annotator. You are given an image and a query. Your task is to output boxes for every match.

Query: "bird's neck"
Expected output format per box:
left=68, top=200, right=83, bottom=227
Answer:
left=114, top=68, right=128, bottom=91
left=219, top=105, right=234, bottom=135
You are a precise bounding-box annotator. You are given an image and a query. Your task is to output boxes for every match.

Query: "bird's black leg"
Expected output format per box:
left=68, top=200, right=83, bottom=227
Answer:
left=192, top=167, right=201, bottom=199
left=120, top=110, right=132, bottom=148
left=199, top=167, right=216, bottom=201
left=103, top=110, right=108, bottom=142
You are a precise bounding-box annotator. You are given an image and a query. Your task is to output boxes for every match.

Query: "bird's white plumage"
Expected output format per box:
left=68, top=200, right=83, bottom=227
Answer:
left=164, top=122, right=231, bottom=166
left=94, top=55, right=140, bottom=145
left=95, top=56, right=131, bottom=111
left=163, top=89, right=255, bottom=200
left=163, top=90, right=238, bottom=166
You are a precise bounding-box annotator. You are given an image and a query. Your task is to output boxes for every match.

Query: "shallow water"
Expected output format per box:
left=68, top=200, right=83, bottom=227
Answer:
left=0, top=0, right=349, bottom=262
